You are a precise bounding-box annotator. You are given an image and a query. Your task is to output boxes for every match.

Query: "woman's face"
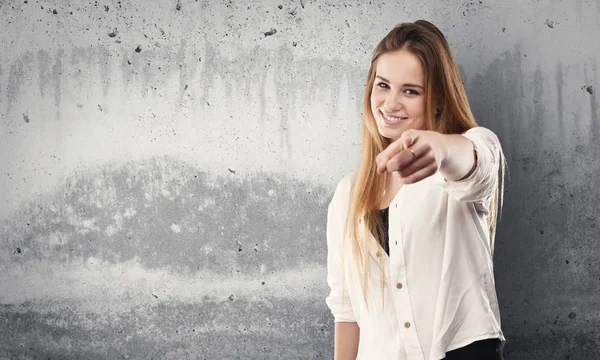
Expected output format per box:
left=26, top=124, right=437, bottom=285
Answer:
left=370, top=49, right=427, bottom=142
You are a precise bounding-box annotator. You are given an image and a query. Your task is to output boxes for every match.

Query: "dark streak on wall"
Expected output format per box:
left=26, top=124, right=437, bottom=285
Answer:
left=1, top=155, right=330, bottom=273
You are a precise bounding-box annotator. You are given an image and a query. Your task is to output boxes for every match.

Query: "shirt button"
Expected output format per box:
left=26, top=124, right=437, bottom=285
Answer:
left=396, top=283, right=403, bottom=289
left=376, top=251, right=381, bottom=257
left=404, top=322, right=411, bottom=328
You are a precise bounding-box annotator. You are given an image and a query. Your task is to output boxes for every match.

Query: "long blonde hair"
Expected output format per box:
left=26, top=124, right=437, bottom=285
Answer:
left=342, top=20, right=507, bottom=311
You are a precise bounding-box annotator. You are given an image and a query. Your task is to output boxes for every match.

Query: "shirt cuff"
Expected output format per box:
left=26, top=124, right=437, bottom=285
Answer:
left=434, top=127, right=500, bottom=203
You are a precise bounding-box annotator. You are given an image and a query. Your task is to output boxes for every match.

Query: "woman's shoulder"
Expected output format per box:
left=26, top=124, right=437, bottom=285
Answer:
left=461, top=126, right=502, bottom=149
left=331, top=170, right=357, bottom=204
left=335, top=170, right=357, bottom=193
left=462, top=126, right=499, bottom=139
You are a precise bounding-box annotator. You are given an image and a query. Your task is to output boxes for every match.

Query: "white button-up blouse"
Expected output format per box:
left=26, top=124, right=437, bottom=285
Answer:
left=325, top=126, right=505, bottom=360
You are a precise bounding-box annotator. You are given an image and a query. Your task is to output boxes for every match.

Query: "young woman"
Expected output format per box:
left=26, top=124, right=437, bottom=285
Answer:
left=325, top=20, right=507, bottom=360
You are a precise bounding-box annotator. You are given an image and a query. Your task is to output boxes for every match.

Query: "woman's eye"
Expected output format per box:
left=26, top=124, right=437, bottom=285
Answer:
left=404, top=89, right=419, bottom=95
left=376, top=82, right=389, bottom=89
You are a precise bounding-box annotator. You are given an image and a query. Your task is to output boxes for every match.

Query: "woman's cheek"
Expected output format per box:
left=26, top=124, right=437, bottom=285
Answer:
left=409, top=98, right=426, bottom=115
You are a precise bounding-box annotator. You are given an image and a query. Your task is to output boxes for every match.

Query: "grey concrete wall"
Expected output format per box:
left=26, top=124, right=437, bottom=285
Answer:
left=0, top=0, right=598, bottom=359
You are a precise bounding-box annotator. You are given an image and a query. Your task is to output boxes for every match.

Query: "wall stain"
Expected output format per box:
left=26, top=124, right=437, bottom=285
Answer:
left=532, top=66, right=544, bottom=129
left=37, top=50, right=51, bottom=98
left=52, top=49, right=63, bottom=113
left=590, top=62, right=598, bottom=140
left=467, top=45, right=524, bottom=161
left=0, top=153, right=336, bottom=356
left=273, top=46, right=294, bottom=157
left=195, top=41, right=363, bottom=152
left=467, top=45, right=600, bottom=358
left=99, top=45, right=111, bottom=98
left=0, top=155, right=331, bottom=274
left=6, top=52, right=32, bottom=115
left=4, top=41, right=365, bottom=146
left=176, top=39, right=199, bottom=108
left=0, top=298, right=332, bottom=358
left=70, top=47, right=94, bottom=97
left=556, top=62, right=564, bottom=139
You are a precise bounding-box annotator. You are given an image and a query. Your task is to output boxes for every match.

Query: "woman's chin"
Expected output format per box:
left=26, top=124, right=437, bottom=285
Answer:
left=377, top=130, right=401, bottom=142
left=377, top=124, right=404, bottom=140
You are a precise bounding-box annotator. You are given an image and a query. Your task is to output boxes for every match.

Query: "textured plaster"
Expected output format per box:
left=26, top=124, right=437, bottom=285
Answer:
left=1, top=0, right=599, bottom=358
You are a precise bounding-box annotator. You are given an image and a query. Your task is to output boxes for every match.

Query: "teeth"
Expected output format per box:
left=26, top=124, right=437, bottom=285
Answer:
left=382, top=111, right=404, bottom=122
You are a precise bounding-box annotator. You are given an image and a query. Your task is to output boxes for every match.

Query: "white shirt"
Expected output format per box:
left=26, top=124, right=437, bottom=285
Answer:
left=325, top=126, right=505, bottom=360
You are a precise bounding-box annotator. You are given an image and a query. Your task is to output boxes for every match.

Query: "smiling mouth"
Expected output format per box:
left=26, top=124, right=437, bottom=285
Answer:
left=380, top=110, right=408, bottom=123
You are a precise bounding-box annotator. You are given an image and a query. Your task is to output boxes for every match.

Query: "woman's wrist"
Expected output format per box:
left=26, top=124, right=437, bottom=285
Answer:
left=437, top=133, right=476, bottom=182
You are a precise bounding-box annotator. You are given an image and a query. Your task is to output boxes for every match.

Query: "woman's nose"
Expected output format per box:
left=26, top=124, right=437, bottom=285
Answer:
left=384, top=93, right=403, bottom=112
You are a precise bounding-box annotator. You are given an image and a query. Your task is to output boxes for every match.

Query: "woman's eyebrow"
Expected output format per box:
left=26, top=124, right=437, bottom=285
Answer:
left=375, top=75, right=424, bottom=89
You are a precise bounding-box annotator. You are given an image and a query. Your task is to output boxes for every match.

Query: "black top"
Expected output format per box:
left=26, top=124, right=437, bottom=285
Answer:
left=379, top=207, right=390, bottom=256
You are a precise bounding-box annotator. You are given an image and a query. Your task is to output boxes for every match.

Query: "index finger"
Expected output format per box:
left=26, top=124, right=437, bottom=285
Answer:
left=376, top=141, right=405, bottom=174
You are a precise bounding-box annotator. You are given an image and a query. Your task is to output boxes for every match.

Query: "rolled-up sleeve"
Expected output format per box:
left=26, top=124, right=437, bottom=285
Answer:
left=325, top=178, right=356, bottom=323
left=435, top=126, right=501, bottom=203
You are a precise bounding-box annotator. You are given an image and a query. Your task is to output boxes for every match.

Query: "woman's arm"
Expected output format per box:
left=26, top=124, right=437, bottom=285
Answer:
left=375, top=127, right=501, bottom=203
left=437, top=133, right=477, bottom=182
left=334, top=322, right=359, bottom=360
left=436, top=127, right=502, bottom=202
left=325, top=174, right=359, bottom=357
